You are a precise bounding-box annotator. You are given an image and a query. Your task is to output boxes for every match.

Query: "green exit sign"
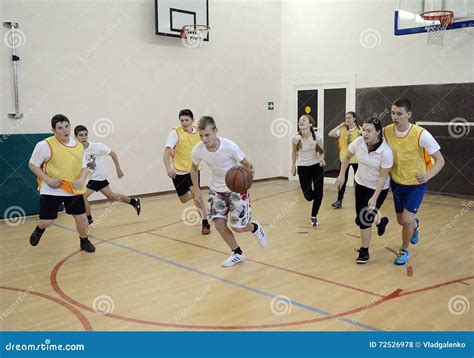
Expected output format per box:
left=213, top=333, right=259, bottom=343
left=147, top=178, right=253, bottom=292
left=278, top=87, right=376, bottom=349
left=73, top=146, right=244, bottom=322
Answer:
left=268, top=102, right=274, bottom=110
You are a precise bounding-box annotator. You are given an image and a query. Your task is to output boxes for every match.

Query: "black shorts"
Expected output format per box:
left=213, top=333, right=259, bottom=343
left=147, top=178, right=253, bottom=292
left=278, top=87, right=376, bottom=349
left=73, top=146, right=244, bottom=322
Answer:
left=39, top=194, right=86, bottom=220
left=354, top=182, right=389, bottom=229
left=172, top=172, right=200, bottom=197
left=86, top=180, right=110, bottom=192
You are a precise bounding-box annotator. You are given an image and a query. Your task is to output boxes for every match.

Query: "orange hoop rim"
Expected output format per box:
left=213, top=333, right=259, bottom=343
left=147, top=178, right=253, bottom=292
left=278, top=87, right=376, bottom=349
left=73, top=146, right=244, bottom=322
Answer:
left=420, top=10, right=454, bottom=26
left=180, top=24, right=210, bottom=38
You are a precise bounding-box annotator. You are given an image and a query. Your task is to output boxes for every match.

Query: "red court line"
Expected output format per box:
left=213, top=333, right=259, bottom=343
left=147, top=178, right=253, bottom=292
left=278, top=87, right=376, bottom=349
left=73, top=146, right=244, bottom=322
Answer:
left=399, top=276, right=474, bottom=297
left=346, top=233, right=359, bottom=239
left=49, top=245, right=400, bottom=330
left=384, top=247, right=414, bottom=277
left=0, top=286, right=93, bottom=331
left=50, top=226, right=474, bottom=330
left=147, top=231, right=381, bottom=297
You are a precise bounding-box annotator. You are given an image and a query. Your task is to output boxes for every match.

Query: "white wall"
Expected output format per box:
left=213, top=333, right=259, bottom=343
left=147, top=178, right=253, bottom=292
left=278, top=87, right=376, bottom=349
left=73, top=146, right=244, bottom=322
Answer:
left=1, top=0, right=283, bottom=198
left=279, top=0, right=473, bottom=174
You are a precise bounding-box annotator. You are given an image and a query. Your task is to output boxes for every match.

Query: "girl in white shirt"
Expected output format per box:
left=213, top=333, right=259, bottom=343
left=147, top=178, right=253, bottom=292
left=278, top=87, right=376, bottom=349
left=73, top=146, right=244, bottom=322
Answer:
left=335, top=117, right=393, bottom=264
left=291, top=114, right=326, bottom=227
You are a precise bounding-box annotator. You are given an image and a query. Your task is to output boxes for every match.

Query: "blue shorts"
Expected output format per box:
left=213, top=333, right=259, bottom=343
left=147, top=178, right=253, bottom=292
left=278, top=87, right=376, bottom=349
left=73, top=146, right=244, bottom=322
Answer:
left=390, top=182, right=427, bottom=214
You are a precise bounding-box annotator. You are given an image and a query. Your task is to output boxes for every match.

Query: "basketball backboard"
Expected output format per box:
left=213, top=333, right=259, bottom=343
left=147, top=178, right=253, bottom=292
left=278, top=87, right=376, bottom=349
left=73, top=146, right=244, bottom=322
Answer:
left=395, top=0, right=474, bottom=35
left=155, top=0, right=209, bottom=40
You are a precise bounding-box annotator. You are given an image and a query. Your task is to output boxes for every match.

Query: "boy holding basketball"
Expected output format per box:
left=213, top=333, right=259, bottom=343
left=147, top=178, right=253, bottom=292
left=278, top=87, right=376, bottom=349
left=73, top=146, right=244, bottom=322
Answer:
left=163, top=109, right=210, bottom=235
left=385, top=98, right=445, bottom=265
left=190, top=116, right=267, bottom=267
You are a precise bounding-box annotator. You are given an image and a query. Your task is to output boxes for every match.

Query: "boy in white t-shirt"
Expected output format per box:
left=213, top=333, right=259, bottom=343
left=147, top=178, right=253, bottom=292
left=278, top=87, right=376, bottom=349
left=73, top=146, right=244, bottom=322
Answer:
left=74, top=125, right=141, bottom=225
left=28, top=114, right=95, bottom=252
left=190, top=116, right=267, bottom=267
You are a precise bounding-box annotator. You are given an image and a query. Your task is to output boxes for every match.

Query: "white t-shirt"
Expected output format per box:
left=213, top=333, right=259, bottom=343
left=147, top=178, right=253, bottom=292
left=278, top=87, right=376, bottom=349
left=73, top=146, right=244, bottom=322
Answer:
left=394, top=124, right=441, bottom=155
left=29, top=137, right=87, bottom=196
left=348, top=136, right=393, bottom=190
left=165, top=127, right=198, bottom=175
left=84, top=142, right=112, bottom=181
left=292, top=132, right=322, bottom=166
left=192, top=137, right=245, bottom=192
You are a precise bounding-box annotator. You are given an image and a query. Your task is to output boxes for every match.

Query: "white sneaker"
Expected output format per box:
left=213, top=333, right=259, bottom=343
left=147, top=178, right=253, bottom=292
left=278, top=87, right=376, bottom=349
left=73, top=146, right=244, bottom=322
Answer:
left=222, top=252, right=246, bottom=267
left=252, top=221, right=267, bottom=247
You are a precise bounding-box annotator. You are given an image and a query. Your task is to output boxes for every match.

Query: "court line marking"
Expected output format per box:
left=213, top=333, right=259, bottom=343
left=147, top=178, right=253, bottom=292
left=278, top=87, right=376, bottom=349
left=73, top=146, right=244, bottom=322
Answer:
left=385, top=247, right=414, bottom=277
left=52, top=223, right=383, bottom=331
left=0, top=285, right=93, bottom=331
left=147, top=231, right=383, bottom=297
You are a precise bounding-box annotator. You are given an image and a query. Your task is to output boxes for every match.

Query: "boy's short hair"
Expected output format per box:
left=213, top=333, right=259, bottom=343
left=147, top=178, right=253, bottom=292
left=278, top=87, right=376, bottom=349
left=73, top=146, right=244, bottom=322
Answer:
left=198, top=116, right=216, bottom=131
left=393, top=98, right=412, bottom=112
left=74, top=125, right=88, bottom=136
left=51, top=114, right=70, bottom=129
left=179, top=109, right=194, bottom=119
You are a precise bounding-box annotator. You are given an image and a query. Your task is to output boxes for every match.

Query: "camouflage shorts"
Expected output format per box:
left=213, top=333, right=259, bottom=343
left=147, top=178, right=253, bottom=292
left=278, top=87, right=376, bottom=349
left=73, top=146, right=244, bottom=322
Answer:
left=208, top=189, right=251, bottom=229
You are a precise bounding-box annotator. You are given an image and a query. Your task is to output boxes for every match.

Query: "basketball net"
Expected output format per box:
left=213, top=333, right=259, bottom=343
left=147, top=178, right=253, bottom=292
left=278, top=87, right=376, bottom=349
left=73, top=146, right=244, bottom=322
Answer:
left=181, top=25, right=210, bottom=48
left=421, top=10, right=454, bottom=46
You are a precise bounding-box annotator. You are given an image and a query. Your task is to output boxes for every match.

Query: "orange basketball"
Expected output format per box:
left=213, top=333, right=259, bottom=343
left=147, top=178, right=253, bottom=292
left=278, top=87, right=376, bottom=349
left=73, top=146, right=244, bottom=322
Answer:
left=225, top=166, right=253, bottom=193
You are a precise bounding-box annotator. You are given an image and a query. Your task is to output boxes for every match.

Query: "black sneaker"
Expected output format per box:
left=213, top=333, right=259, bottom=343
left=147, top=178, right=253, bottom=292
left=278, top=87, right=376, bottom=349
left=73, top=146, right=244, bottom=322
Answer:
left=80, top=238, right=96, bottom=253
left=331, top=200, right=342, bottom=209
left=377, top=217, right=389, bottom=236
left=134, top=198, right=141, bottom=216
left=29, top=226, right=45, bottom=246
left=88, top=218, right=94, bottom=225
left=356, top=248, right=370, bottom=264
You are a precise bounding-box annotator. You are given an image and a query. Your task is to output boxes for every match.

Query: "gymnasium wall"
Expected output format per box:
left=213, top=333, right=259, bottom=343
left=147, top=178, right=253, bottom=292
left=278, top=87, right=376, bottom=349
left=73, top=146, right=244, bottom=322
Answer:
left=1, top=0, right=283, bottom=200
left=279, top=0, right=474, bottom=186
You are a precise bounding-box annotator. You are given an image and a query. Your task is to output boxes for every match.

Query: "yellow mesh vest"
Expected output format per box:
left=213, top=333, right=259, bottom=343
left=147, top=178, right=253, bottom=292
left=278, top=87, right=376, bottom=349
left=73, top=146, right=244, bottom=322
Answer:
left=384, top=124, right=433, bottom=185
left=337, top=126, right=360, bottom=163
left=173, top=126, right=201, bottom=172
left=38, top=136, right=86, bottom=194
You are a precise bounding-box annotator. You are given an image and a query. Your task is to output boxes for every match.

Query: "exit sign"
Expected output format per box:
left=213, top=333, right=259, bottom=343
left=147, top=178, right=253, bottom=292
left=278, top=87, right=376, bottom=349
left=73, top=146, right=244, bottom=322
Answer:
left=268, top=102, right=274, bottom=110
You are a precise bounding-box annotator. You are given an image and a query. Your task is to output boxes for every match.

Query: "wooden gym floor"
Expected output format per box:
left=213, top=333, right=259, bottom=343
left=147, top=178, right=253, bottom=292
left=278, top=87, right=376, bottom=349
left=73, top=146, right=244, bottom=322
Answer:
left=1, top=179, right=472, bottom=331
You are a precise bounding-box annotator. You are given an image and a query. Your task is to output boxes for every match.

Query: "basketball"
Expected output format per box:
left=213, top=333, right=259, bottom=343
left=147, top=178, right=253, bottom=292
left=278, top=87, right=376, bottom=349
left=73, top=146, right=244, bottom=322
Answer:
left=225, top=166, right=253, bottom=193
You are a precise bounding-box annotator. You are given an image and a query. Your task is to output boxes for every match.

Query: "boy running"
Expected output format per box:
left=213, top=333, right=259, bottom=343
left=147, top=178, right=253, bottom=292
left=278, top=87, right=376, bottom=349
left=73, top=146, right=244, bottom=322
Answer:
left=190, top=116, right=267, bottom=267
left=74, top=125, right=141, bottom=224
left=385, top=98, right=445, bottom=265
left=163, top=109, right=210, bottom=234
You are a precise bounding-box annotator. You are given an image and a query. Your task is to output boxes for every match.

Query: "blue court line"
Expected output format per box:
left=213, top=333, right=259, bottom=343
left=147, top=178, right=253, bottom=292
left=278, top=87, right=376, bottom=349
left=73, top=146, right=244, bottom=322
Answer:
left=54, top=223, right=382, bottom=331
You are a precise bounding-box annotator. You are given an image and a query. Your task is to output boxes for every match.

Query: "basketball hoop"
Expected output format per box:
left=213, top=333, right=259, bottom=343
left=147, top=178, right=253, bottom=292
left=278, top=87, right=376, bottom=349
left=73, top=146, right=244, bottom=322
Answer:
left=420, top=10, right=454, bottom=46
left=180, top=25, right=210, bottom=48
